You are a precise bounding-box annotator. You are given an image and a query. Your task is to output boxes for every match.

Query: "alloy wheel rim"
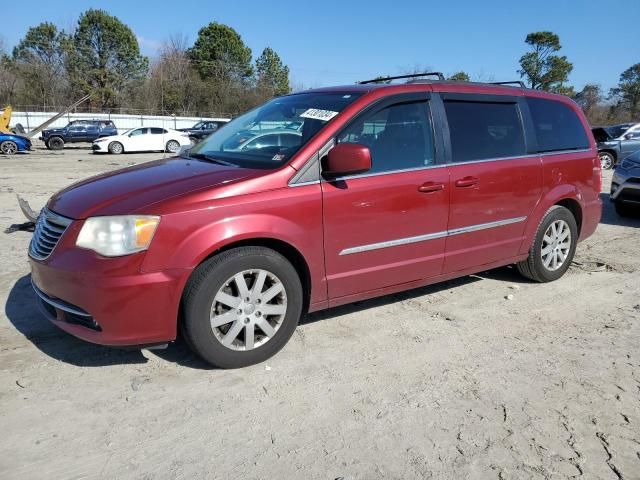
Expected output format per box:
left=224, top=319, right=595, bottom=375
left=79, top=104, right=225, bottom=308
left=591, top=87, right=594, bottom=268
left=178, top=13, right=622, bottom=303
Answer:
left=541, top=220, right=571, bottom=271
left=112, top=143, right=122, bottom=153
left=167, top=141, right=179, bottom=152
left=600, top=154, right=612, bottom=169
left=210, top=269, right=287, bottom=351
left=2, top=142, right=16, bottom=154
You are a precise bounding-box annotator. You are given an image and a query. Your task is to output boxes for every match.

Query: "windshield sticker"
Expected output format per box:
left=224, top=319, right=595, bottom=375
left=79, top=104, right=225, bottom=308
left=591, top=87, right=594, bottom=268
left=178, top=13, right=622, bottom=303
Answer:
left=272, top=154, right=286, bottom=161
left=300, top=108, right=339, bottom=122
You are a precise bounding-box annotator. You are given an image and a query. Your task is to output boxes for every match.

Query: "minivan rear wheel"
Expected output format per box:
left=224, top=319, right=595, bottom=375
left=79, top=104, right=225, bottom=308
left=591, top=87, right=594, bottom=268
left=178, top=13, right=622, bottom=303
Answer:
left=517, top=205, right=577, bottom=282
left=181, top=246, right=303, bottom=368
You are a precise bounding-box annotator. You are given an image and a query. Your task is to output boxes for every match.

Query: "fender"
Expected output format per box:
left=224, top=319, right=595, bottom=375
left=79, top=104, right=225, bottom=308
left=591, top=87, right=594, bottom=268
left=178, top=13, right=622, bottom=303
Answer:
left=141, top=187, right=327, bottom=305
left=517, top=183, right=581, bottom=255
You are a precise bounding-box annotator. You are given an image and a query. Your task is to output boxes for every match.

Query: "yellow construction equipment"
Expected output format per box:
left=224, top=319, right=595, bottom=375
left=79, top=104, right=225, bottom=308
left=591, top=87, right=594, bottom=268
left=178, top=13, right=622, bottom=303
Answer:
left=0, top=106, right=12, bottom=134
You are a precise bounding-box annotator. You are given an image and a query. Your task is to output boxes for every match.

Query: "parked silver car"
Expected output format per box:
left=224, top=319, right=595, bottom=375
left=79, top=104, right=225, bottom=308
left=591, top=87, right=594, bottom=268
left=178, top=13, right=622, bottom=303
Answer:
left=611, top=149, right=640, bottom=216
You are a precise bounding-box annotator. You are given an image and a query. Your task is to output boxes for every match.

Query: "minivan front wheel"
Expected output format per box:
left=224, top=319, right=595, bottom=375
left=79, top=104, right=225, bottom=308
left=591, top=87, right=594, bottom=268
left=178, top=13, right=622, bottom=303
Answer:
left=181, top=246, right=303, bottom=368
left=517, top=205, right=578, bottom=282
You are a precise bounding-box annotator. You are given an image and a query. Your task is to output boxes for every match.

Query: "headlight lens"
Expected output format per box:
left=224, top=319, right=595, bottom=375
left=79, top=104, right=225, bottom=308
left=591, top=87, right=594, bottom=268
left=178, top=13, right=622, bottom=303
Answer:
left=94, top=138, right=108, bottom=143
left=620, top=158, right=640, bottom=170
left=76, top=215, right=160, bottom=257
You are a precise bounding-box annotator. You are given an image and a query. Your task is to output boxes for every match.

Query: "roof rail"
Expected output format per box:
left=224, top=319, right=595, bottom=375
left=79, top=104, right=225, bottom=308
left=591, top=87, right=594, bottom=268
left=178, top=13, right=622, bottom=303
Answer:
left=358, top=72, right=445, bottom=85
left=490, top=81, right=526, bottom=88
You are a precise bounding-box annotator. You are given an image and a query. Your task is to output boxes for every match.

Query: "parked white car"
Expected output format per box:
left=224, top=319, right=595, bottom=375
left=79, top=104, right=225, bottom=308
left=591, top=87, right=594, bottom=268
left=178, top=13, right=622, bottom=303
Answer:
left=92, top=127, right=191, bottom=154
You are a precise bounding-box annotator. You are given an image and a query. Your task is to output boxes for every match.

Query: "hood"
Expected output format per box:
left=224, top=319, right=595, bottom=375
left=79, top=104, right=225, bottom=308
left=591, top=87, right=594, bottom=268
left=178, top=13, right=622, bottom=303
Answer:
left=48, top=157, right=261, bottom=219
left=93, top=134, right=120, bottom=142
left=43, top=128, right=64, bottom=135
left=592, top=127, right=613, bottom=143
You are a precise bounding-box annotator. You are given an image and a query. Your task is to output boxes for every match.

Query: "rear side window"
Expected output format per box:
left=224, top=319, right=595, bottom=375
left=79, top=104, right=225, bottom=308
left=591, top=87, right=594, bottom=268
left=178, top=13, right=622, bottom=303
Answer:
left=150, top=128, right=167, bottom=134
left=527, top=98, right=589, bottom=153
left=338, top=100, right=435, bottom=174
left=444, top=100, right=526, bottom=162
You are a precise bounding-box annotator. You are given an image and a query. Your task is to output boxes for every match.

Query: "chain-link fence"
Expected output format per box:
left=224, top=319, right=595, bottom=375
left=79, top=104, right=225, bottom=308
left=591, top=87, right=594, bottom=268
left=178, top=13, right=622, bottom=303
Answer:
left=10, top=109, right=231, bottom=133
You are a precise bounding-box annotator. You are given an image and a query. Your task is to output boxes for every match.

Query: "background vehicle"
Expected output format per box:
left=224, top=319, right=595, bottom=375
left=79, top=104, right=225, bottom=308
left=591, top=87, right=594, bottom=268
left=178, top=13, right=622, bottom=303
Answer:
left=178, top=120, right=229, bottom=143
left=41, top=120, right=118, bottom=150
left=92, top=127, right=191, bottom=154
left=611, top=149, right=640, bottom=216
left=592, top=126, right=640, bottom=169
left=607, top=122, right=640, bottom=140
left=29, top=75, right=601, bottom=369
left=0, top=133, right=31, bottom=154
left=221, top=129, right=302, bottom=152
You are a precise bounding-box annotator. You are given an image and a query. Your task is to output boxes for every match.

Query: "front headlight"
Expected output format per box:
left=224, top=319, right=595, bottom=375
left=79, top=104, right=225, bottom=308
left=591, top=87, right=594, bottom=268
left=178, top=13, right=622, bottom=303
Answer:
left=620, top=158, right=640, bottom=170
left=94, top=138, right=108, bottom=143
left=76, top=215, right=160, bottom=257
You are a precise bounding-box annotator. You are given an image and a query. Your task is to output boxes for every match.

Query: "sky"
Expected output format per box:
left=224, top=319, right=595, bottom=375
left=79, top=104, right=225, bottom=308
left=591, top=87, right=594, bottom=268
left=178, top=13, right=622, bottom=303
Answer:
left=3, top=0, right=639, bottom=92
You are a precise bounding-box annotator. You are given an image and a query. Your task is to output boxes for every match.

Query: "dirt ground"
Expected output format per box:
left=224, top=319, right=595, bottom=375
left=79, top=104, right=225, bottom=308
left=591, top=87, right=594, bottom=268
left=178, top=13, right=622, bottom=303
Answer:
left=1, top=144, right=639, bottom=480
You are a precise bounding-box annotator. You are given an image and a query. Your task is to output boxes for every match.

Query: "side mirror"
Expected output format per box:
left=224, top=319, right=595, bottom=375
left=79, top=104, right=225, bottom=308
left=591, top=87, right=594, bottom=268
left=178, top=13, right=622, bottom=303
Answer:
left=624, top=133, right=633, bottom=140
left=322, top=143, right=372, bottom=178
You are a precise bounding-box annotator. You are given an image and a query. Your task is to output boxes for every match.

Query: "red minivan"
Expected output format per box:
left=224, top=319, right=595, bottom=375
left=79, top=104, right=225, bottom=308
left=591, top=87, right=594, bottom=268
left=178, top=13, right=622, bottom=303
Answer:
left=28, top=76, right=602, bottom=368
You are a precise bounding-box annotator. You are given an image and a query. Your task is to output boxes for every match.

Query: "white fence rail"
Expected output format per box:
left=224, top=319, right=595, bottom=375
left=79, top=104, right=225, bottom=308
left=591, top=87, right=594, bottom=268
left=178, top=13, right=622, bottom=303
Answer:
left=11, top=111, right=231, bottom=134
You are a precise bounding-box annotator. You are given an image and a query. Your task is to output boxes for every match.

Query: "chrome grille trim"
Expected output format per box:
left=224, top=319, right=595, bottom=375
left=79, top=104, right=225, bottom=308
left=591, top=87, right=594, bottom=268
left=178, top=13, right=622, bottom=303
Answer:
left=31, top=280, right=92, bottom=318
left=29, top=208, right=73, bottom=261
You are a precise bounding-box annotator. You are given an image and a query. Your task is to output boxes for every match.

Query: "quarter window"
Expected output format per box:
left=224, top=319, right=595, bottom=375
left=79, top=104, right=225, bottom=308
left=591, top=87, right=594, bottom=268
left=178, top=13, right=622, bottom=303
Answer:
left=444, top=100, right=526, bottom=162
left=337, top=101, right=435, bottom=174
left=527, top=98, right=589, bottom=152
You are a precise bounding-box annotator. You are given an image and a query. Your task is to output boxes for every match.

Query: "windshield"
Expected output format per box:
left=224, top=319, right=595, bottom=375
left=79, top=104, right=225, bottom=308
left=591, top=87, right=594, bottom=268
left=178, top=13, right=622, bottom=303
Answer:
left=189, top=92, right=363, bottom=169
left=606, top=125, right=630, bottom=139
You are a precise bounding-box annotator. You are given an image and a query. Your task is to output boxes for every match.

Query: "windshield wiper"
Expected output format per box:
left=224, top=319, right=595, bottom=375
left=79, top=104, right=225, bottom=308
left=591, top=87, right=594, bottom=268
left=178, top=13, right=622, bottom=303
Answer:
left=189, top=152, right=238, bottom=167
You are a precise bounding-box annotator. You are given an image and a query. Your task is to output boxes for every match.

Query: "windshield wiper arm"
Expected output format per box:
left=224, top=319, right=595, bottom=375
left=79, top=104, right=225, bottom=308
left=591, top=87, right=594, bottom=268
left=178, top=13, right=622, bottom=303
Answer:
left=189, top=152, right=238, bottom=167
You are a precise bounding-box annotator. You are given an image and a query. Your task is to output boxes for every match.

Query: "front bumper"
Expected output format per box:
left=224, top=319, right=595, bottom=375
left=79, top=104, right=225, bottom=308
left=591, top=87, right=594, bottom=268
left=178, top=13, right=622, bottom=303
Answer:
left=611, top=169, right=640, bottom=205
left=29, top=246, right=191, bottom=347
left=92, top=142, right=108, bottom=152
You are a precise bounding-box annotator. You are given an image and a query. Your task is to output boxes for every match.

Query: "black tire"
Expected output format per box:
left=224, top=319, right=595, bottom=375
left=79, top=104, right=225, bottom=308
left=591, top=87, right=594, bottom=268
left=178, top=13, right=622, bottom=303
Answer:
left=108, top=141, right=124, bottom=154
left=181, top=246, right=303, bottom=368
left=517, top=205, right=578, bottom=283
left=165, top=140, right=180, bottom=153
left=0, top=140, right=18, bottom=154
left=614, top=201, right=637, bottom=218
left=47, top=137, right=64, bottom=150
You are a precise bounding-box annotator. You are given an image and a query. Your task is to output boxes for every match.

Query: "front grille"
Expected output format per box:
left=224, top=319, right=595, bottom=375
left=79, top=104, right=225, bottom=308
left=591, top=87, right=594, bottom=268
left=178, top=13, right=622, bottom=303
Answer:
left=29, top=208, right=72, bottom=260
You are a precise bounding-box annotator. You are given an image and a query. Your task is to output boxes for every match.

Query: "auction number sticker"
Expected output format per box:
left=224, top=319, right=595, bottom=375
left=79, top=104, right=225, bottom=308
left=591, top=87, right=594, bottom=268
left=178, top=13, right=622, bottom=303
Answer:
left=300, top=108, right=339, bottom=122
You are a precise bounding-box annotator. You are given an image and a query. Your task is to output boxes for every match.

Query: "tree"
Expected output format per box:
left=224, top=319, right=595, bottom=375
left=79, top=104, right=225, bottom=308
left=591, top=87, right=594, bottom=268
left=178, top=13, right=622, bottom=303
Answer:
left=188, top=22, right=253, bottom=83
left=518, top=31, right=573, bottom=93
left=0, top=38, right=18, bottom=106
left=255, top=47, right=290, bottom=96
left=448, top=71, right=470, bottom=82
left=140, top=34, right=208, bottom=115
left=575, top=84, right=602, bottom=114
left=12, top=22, right=66, bottom=107
left=66, top=9, right=148, bottom=108
left=609, top=63, right=640, bottom=120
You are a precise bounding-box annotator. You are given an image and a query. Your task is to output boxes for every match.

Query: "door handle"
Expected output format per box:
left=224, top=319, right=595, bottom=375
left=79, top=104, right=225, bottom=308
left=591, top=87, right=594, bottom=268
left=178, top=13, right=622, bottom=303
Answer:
left=418, top=182, right=445, bottom=193
left=455, top=176, right=479, bottom=188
